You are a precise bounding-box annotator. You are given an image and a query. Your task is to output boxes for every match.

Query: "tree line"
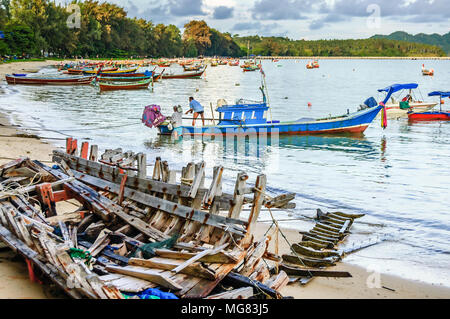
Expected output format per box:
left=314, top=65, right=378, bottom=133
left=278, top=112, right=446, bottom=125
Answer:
left=0, top=0, right=243, bottom=58
left=0, top=0, right=446, bottom=59
left=233, top=36, right=446, bottom=57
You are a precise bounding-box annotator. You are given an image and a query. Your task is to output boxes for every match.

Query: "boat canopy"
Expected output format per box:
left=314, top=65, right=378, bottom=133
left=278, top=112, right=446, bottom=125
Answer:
left=378, top=83, right=418, bottom=93
left=217, top=103, right=269, bottom=125
left=428, top=91, right=450, bottom=98
left=378, top=83, right=419, bottom=105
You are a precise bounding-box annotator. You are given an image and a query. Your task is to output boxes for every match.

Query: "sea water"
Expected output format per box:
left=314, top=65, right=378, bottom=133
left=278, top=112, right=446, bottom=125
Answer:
left=1, top=59, right=449, bottom=287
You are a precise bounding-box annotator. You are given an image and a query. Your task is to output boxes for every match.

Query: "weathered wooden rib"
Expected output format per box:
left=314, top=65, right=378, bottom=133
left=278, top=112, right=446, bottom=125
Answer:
left=291, top=243, right=341, bottom=259
left=280, top=264, right=352, bottom=278
left=53, top=150, right=245, bottom=210
left=153, top=248, right=238, bottom=263
left=281, top=254, right=337, bottom=268
left=105, top=265, right=183, bottom=290
left=66, top=168, right=248, bottom=237
left=128, top=257, right=216, bottom=280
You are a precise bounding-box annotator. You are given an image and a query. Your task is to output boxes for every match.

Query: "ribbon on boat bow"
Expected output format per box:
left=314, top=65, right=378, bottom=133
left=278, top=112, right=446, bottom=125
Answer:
left=380, top=102, right=387, bottom=129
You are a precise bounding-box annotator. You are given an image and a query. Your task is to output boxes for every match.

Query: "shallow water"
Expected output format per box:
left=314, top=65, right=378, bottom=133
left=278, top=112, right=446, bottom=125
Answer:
left=1, top=59, right=449, bottom=287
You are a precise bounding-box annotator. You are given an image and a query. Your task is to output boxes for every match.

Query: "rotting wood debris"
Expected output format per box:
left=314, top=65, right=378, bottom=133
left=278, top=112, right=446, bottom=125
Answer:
left=0, top=138, right=363, bottom=299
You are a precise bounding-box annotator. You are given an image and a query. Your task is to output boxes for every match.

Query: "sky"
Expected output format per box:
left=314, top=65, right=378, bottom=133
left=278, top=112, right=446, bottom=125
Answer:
left=59, top=0, right=449, bottom=40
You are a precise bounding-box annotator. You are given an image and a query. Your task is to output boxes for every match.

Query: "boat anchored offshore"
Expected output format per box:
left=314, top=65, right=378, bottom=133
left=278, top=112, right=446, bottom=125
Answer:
left=408, top=91, right=450, bottom=121
left=156, top=87, right=386, bottom=137
left=378, top=83, right=437, bottom=118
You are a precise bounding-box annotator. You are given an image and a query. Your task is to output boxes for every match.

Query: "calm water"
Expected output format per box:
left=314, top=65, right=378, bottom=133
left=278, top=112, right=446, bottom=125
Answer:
left=1, top=59, right=449, bottom=287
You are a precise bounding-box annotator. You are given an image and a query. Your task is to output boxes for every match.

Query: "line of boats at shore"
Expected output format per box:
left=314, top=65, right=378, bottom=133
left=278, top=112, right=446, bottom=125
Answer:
left=3, top=59, right=448, bottom=138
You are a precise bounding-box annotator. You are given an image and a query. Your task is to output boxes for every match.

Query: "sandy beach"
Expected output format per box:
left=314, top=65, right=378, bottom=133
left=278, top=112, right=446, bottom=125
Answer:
left=1, top=61, right=450, bottom=299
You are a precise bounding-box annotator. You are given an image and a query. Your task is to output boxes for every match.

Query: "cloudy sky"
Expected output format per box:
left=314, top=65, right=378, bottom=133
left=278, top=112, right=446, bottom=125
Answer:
left=60, top=0, right=449, bottom=39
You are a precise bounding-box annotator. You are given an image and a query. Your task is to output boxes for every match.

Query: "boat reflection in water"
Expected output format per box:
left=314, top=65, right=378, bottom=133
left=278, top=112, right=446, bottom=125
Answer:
left=145, top=131, right=378, bottom=173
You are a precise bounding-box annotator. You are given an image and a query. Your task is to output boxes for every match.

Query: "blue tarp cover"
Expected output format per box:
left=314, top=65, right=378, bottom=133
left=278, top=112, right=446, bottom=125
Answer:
left=428, top=91, right=450, bottom=98
left=378, top=83, right=418, bottom=93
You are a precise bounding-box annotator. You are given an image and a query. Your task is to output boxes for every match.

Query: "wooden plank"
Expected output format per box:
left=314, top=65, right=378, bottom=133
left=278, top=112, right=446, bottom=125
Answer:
left=339, top=220, right=351, bottom=234
left=67, top=169, right=247, bottom=236
left=281, top=254, right=337, bottom=267
left=172, top=243, right=228, bottom=274
left=292, top=243, right=341, bottom=259
left=228, top=172, right=248, bottom=219
left=240, top=237, right=269, bottom=277
left=136, top=153, right=146, bottom=179
left=99, top=273, right=155, bottom=292
left=267, top=271, right=289, bottom=292
left=280, top=264, right=352, bottom=278
left=59, top=221, right=73, bottom=248
left=129, top=257, right=216, bottom=280
left=89, top=145, right=99, bottom=162
left=246, top=175, right=266, bottom=235
left=187, top=161, right=205, bottom=198
left=206, top=287, right=254, bottom=299
left=221, top=271, right=281, bottom=299
left=153, top=248, right=238, bottom=264
left=105, top=265, right=182, bottom=290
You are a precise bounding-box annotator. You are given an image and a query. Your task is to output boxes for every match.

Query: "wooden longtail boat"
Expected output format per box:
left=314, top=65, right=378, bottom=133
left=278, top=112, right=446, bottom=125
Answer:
left=161, top=67, right=206, bottom=79
left=99, top=78, right=152, bottom=91
left=157, top=87, right=385, bottom=136
left=82, top=67, right=119, bottom=75
left=95, top=67, right=138, bottom=75
left=5, top=74, right=95, bottom=85
left=183, top=64, right=203, bottom=71
left=378, top=83, right=437, bottom=118
left=97, top=75, right=152, bottom=82
left=408, top=91, right=450, bottom=121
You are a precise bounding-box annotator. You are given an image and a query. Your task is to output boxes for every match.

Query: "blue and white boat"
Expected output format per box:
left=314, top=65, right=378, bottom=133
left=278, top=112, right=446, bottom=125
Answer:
left=158, top=91, right=385, bottom=137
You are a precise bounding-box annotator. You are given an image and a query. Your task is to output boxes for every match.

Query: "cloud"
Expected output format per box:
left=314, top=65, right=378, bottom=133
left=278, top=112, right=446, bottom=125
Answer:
left=251, top=0, right=314, bottom=20
left=309, top=19, right=325, bottom=30
left=169, top=0, right=206, bottom=17
left=212, top=6, right=234, bottom=19
left=232, top=21, right=282, bottom=35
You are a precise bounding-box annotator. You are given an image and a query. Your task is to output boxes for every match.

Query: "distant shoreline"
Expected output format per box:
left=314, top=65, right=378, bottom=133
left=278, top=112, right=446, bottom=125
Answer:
left=257, top=56, right=450, bottom=60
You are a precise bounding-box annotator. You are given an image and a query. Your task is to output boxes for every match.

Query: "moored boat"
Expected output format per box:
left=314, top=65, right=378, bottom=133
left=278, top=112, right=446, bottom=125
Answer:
left=5, top=74, right=95, bottom=85
left=156, top=81, right=387, bottom=137
left=98, top=78, right=152, bottom=91
left=378, top=83, right=437, bottom=118
left=421, top=64, right=434, bottom=76
left=408, top=91, right=450, bottom=121
left=161, top=67, right=206, bottom=79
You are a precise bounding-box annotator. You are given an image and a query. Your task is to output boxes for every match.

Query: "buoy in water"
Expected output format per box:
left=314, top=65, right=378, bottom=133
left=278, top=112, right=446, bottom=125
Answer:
left=195, top=88, right=199, bottom=92
left=284, top=96, right=288, bottom=99
left=308, top=102, right=312, bottom=107
left=441, top=99, right=445, bottom=104
left=235, top=83, right=240, bottom=86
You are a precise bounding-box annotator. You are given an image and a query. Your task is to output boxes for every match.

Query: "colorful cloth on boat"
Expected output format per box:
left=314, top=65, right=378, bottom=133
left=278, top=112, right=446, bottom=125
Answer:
left=189, top=99, right=204, bottom=113
left=142, top=104, right=166, bottom=128
left=123, top=288, right=178, bottom=299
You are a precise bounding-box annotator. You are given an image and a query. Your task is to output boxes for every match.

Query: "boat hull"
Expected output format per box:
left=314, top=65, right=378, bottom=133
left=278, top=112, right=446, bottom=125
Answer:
left=99, top=80, right=151, bottom=91
left=6, top=75, right=95, bottom=85
left=158, top=105, right=382, bottom=136
left=408, top=111, right=450, bottom=121
left=162, top=69, right=205, bottom=79
left=382, top=102, right=437, bottom=118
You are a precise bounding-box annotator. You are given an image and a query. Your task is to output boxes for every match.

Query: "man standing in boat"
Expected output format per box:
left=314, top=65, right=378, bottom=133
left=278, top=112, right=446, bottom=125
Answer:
left=186, top=96, right=205, bottom=126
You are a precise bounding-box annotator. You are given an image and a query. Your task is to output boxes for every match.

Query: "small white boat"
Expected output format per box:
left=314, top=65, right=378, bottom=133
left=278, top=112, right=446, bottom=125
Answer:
left=377, top=83, right=437, bottom=118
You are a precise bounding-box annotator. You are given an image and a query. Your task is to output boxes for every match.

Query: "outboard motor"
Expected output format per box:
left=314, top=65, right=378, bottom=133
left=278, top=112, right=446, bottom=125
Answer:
left=359, top=96, right=377, bottom=110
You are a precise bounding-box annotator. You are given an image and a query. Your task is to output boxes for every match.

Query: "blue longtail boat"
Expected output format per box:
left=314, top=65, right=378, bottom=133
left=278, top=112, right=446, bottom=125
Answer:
left=155, top=66, right=394, bottom=137
left=157, top=87, right=388, bottom=136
